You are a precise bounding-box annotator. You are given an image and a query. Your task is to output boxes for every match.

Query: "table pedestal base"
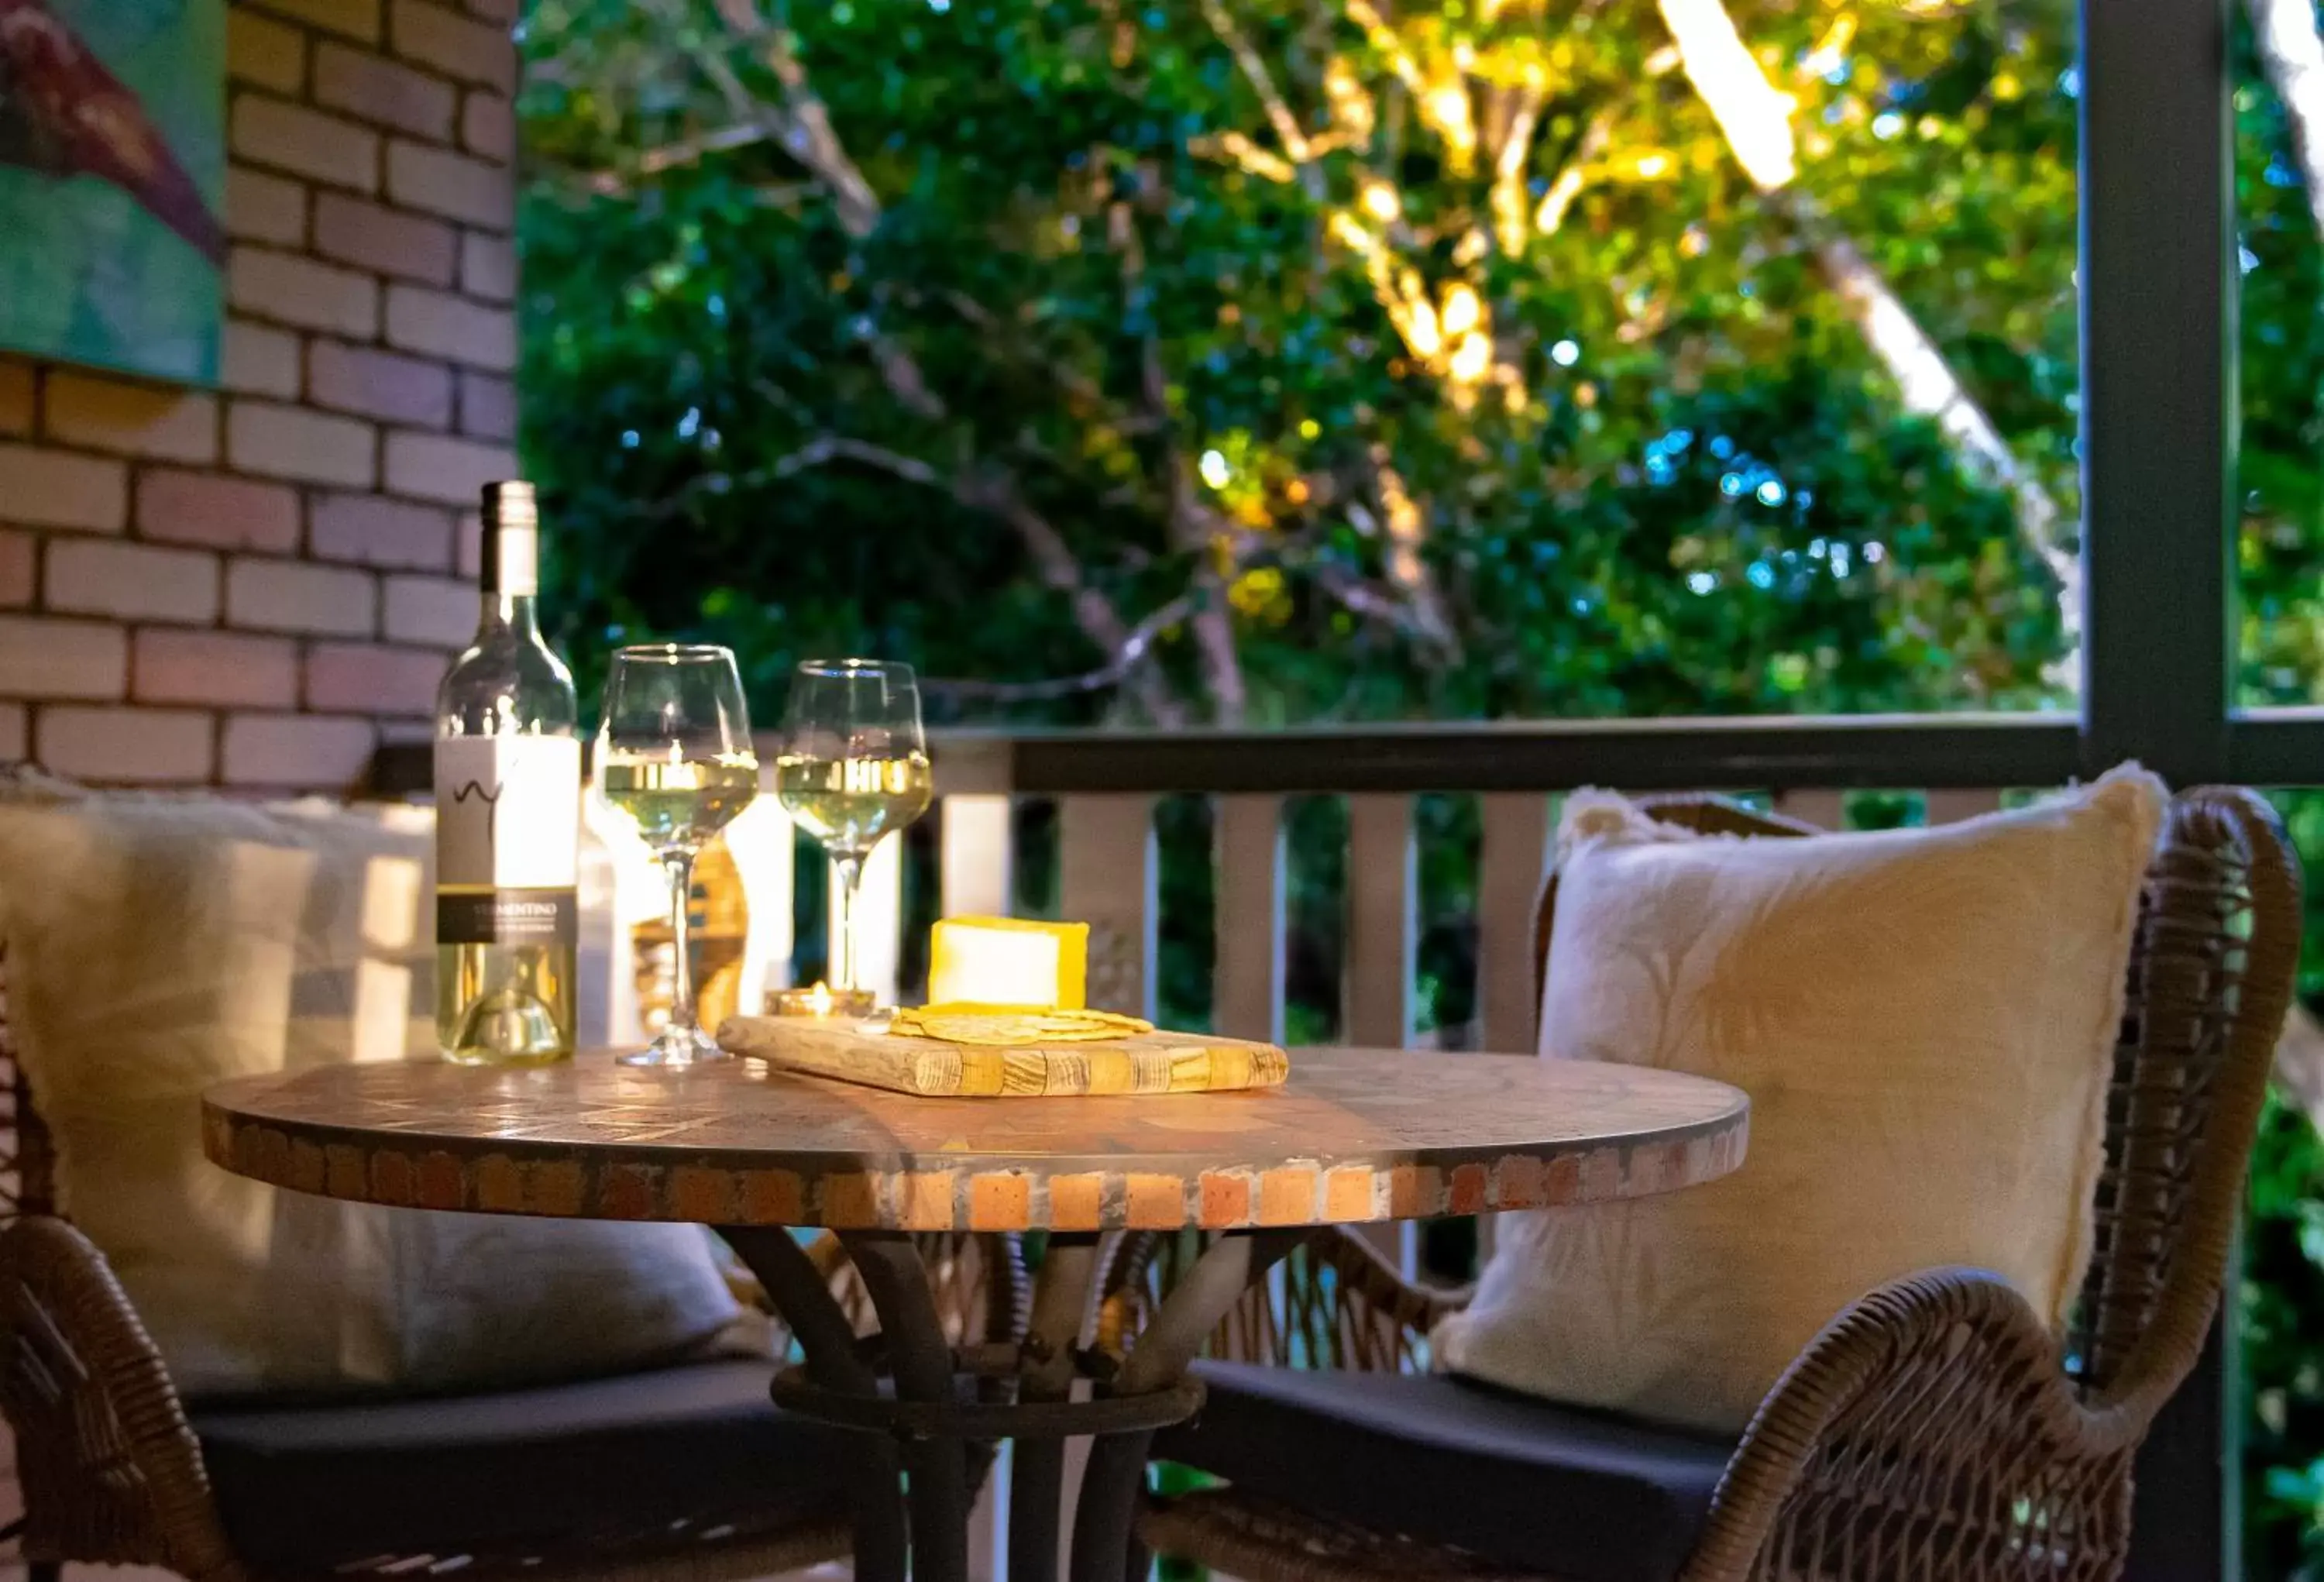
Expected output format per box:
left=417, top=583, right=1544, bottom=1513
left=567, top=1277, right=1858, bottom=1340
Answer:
left=720, top=1226, right=1308, bottom=1582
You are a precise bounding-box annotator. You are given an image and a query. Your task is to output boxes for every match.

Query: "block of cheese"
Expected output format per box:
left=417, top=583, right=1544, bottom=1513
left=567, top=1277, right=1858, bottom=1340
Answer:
left=927, top=917, right=1088, bottom=1009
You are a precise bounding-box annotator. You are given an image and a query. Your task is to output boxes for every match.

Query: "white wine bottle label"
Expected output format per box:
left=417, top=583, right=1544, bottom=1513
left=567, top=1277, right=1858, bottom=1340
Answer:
left=435, top=735, right=581, bottom=889
left=438, top=888, right=577, bottom=945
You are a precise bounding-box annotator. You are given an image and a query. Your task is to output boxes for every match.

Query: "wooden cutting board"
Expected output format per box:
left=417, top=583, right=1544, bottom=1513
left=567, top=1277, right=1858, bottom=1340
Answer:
left=716, top=1015, right=1291, bottom=1098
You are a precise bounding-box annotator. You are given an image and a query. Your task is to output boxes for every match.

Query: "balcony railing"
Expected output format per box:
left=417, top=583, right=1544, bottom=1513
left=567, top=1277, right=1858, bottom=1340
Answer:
left=376, top=712, right=2089, bottom=1055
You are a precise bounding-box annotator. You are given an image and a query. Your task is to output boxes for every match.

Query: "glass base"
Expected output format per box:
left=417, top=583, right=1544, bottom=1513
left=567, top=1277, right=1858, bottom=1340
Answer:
left=617, top=1023, right=731, bottom=1068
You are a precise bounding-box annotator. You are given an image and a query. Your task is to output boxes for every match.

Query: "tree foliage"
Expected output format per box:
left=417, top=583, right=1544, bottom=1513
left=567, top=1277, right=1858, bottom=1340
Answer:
left=517, top=0, right=2075, bottom=726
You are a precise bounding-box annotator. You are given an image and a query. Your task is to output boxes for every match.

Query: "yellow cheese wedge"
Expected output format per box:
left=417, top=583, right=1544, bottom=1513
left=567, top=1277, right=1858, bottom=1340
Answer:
left=927, top=917, right=1088, bottom=1010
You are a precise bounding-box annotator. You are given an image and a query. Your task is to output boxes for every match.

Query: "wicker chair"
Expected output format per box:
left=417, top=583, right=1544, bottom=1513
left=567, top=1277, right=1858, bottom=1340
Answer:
left=0, top=948, right=1029, bottom=1582
left=1129, top=786, right=2301, bottom=1582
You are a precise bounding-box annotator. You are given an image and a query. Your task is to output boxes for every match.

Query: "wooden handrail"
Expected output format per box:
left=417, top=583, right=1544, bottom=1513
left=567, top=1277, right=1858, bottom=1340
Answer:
left=367, top=711, right=2084, bottom=799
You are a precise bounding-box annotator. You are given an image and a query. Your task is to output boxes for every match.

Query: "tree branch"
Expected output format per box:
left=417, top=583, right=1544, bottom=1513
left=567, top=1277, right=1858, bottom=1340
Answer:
left=2248, top=0, right=2324, bottom=243
left=1665, top=0, right=2076, bottom=663
left=663, top=9, right=1181, bottom=722
left=769, top=434, right=941, bottom=486
left=1346, top=0, right=1473, bottom=170
left=1489, top=84, right=1546, bottom=256
left=702, top=0, right=882, bottom=236
left=1190, top=129, right=1301, bottom=184
left=1312, top=559, right=1460, bottom=654
left=1201, top=0, right=1329, bottom=202
left=1116, top=204, right=1251, bottom=724
left=1533, top=109, right=1614, bottom=236
left=561, top=121, right=776, bottom=196
left=1362, top=447, right=1458, bottom=654
left=1204, top=0, right=1313, bottom=161
left=768, top=435, right=1188, bottom=725
left=1342, top=0, right=1428, bottom=98
left=924, top=596, right=1194, bottom=705
left=1657, top=0, right=1798, bottom=188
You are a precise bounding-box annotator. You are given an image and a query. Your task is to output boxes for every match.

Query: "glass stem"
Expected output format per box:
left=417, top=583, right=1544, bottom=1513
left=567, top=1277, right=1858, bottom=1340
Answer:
left=664, top=850, right=698, bottom=1036
left=832, top=853, right=864, bottom=993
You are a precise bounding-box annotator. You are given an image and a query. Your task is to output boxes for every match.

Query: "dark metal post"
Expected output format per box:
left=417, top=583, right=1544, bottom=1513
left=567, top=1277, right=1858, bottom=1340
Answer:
left=845, top=1233, right=974, bottom=1582
left=2078, top=0, right=2237, bottom=789
left=1070, top=1429, right=1160, bottom=1582
left=718, top=1226, right=910, bottom=1582
left=2080, top=0, right=2240, bottom=1574
left=717, top=1226, right=875, bottom=1391
left=2130, top=1307, right=2240, bottom=1582
left=1012, top=1236, right=1101, bottom=1582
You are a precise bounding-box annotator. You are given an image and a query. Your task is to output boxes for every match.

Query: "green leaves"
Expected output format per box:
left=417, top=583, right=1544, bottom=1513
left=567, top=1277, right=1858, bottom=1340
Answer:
left=518, top=0, right=2091, bottom=727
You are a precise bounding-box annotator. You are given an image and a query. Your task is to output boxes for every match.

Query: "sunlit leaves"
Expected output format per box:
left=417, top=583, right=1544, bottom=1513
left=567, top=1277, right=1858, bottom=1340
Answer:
left=518, top=0, right=2081, bottom=734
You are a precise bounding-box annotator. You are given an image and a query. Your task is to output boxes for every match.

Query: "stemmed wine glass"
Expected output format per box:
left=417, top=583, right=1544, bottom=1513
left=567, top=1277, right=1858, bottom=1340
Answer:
left=775, top=660, right=932, bottom=1003
left=595, top=645, right=758, bottom=1067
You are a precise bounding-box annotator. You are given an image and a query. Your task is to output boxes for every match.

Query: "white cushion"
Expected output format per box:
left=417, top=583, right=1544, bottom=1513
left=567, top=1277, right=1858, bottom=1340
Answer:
left=1434, top=767, right=2164, bottom=1431
left=0, top=789, right=749, bottom=1401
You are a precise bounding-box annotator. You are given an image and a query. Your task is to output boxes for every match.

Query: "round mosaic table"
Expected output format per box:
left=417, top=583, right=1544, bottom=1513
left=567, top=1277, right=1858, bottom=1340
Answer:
left=204, top=1046, right=1748, bottom=1582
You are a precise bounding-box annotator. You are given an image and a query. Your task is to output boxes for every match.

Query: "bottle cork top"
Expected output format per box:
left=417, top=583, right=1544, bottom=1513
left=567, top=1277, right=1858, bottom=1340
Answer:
left=480, top=480, right=539, bottom=596
left=483, top=480, right=538, bottom=526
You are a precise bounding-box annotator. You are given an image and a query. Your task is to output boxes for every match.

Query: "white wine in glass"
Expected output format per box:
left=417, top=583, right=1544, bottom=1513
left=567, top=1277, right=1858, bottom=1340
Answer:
left=775, top=659, right=930, bottom=1000
left=595, top=645, right=758, bottom=1067
left=770, top=754, right=933, bottom=855
left=599, top=757, right=762, bottom=851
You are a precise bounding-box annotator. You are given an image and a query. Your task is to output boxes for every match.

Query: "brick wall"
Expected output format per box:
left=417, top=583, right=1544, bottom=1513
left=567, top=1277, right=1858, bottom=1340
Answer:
left=0, top=0, right=518, bottom=793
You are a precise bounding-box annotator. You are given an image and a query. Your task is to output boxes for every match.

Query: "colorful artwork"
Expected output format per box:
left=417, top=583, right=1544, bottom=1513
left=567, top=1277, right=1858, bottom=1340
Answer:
left=0, top=0, right=226, bottom=385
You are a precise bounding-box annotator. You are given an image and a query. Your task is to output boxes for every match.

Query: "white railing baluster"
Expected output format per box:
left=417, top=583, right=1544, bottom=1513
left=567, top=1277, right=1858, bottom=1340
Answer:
left=940, top=793, right=1016, bottom=919
left=1477, top=793, right=1553, bottom=1057
left=1345, top=794, right=1418, bottom=1271
left=1213, top=794, right=1287, bottom=1044
left=1059, top=795, right=1158, bottom=1020
left=833, top=835, right=905, bottom=1006
left=576, top=798, right=651, bottom=1047
left=1774, top=788, right=1845, bottom=830
left=1344, top=794, right=1418, bottom=1049
left=724, top=797, right=797, bottom=1016
left=579, top=789, right=796, bottom=1043
left=1924, top=788, right=2005, bottom=825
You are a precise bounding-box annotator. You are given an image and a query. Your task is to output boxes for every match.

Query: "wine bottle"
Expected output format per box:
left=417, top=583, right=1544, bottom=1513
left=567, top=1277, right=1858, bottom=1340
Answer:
left=433, top=481, right=580, bottom=1064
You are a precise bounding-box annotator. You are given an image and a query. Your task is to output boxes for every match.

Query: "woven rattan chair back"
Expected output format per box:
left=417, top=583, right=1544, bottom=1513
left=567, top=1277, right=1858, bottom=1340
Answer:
left=2064, top=790, right=2297, bottom=1400
left=0, top=947, right=58, bottom=1223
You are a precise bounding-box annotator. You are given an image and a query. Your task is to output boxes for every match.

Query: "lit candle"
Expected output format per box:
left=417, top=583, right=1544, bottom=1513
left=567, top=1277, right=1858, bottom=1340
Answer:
left=766, top=979, right=876, bottom=1018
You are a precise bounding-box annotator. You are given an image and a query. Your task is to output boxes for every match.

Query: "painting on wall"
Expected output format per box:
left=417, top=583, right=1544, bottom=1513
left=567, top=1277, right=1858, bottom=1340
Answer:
left=0, top=0, right=226, bottom=386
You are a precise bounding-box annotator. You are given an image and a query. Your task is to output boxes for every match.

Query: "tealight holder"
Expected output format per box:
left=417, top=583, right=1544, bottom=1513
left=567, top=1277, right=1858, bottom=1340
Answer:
left=765, top=981, right=878, bottom=1020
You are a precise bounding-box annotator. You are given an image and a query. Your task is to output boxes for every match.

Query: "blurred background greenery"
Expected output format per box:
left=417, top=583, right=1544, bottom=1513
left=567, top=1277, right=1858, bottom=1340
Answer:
left=511, top=1, right=2324, bottom=1570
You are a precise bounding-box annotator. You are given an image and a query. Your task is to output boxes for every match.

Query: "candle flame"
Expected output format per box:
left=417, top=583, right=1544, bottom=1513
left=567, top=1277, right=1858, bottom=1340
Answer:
left=807, top=981, right=834, bottom=1016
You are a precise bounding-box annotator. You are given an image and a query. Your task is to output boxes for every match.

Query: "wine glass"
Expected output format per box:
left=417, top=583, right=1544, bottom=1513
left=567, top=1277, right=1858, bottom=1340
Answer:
left=775, top=660, right=932, bottom=1003
left=595, top=645, right=758, bottom=1067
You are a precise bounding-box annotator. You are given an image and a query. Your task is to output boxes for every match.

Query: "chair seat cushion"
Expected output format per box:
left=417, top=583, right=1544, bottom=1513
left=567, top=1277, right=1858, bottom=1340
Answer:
left=1153, top=1360, right=1735, bottom=1582
left=192, top=1357, right=850, bottom=1573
